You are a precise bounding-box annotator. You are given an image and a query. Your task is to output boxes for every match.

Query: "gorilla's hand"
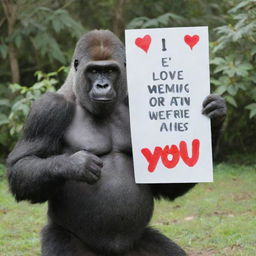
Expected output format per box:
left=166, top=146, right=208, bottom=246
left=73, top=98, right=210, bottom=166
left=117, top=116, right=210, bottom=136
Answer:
left=202, top=94, right=227, bottom=127
left=69, top=150, right=103, bottom=184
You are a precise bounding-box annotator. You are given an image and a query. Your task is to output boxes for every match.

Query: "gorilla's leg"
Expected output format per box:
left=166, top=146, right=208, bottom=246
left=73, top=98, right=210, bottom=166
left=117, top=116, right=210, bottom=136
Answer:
left=41, top=224, right=97, bottom=256
left=127, top=227, right=187, bottom=256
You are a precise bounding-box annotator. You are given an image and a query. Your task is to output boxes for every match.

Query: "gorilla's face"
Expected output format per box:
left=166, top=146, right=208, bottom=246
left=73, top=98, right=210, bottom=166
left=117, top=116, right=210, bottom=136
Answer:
left=72, top=30, right=127, bottom=116
left=85, top=61, right=120, bottom=103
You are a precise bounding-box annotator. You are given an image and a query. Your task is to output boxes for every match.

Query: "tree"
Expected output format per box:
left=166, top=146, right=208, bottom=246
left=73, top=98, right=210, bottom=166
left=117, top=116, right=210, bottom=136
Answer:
left=113, top=0, right=127, bottom=38
left=0, top=0, right=84, bottom=85
left=2, top=0, right=20, bottom=83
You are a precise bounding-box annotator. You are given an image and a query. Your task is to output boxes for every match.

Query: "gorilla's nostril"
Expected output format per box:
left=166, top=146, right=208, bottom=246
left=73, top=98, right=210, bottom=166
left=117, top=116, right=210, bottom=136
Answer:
left=97, top=83, right=109, bottom=89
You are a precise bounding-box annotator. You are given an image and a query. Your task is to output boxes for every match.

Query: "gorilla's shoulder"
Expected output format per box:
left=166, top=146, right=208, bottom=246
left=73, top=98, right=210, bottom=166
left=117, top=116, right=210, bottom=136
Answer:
left=24, top=92, right=75, bottom=139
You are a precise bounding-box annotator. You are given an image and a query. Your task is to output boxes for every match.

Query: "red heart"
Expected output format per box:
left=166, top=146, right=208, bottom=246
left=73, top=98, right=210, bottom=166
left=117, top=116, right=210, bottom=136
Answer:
left=135, top=35, right=151, bottom=53
left=184, top=35, right=200, bottom=50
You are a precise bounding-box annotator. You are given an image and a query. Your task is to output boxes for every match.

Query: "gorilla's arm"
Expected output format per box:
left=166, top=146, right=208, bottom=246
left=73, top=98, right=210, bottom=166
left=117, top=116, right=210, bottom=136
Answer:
left=151, top=94, right=226, bottom=201
left=8, top=92, right=103, bottom=203
left=7, top=92, right=76, bottom=203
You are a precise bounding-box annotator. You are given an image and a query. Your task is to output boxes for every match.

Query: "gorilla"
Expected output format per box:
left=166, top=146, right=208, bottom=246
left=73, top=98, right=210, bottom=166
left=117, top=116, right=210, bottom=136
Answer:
left=7, top=30, right=226, bottom=256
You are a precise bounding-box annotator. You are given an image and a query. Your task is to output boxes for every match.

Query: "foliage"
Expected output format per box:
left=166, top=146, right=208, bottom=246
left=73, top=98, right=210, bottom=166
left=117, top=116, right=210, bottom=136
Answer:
left=0, top=0, right=84, bottom=83
left=211, top=0, right=256, bottom=117
left=0, top=67, right=67, bottom=158
left=0, top=163, right=5, bottom=179
left=1, top=160, right=255, bottom=255
left=210, top=0, right=256, bottom=153
left=127, top=13, right=186, bottom=29
left=126, top=0, right=233, bottom=35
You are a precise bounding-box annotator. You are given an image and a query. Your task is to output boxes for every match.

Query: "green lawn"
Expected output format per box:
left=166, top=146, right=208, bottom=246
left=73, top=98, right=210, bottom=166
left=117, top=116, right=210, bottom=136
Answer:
left=0, top=161, right=255, bottom=256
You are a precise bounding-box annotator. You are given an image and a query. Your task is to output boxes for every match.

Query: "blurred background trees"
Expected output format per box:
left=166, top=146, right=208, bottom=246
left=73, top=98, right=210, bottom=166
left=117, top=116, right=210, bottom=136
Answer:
left=0, top=0, right=255, bottom=160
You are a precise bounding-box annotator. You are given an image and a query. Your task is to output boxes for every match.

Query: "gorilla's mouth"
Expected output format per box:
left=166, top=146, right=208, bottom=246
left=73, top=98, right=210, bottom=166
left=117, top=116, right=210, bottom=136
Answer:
left=90, top=97, right=115, bottom=103
left=89, top=90, right=117, bottom=104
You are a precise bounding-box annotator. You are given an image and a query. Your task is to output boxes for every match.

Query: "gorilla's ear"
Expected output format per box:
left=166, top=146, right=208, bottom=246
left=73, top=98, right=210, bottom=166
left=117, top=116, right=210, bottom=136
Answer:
left=74, top=59, right=79, bottom=71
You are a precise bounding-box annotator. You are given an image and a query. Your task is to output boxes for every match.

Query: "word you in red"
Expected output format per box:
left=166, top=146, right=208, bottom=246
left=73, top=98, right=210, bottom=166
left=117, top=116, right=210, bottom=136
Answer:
left=141, top=139, right=200, bottom=172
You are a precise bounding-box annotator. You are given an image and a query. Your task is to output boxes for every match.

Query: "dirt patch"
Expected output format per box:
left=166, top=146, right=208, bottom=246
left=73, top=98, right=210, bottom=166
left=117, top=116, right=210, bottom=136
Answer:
left=233, top=192, right=252, bottom=201
left=188, top=248, right=217, bottom=256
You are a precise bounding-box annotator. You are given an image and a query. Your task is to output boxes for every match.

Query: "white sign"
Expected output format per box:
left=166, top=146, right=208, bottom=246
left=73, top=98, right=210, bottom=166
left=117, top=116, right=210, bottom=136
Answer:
left=125, top=27, right=213, bottom=183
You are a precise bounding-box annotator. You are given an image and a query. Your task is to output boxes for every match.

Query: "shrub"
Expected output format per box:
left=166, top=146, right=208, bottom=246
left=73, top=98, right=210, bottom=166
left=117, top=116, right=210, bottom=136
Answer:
left=0, top=67, right=67, bottom=159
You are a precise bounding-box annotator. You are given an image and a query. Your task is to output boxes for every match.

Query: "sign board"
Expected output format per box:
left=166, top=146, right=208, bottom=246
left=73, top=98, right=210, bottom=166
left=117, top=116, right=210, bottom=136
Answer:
left=125, top=27, right=213, bottom=183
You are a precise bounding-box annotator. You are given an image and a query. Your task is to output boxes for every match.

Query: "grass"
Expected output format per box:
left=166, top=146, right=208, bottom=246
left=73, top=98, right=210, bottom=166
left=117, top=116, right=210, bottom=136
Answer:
left=0, top=160, right=255, bottom=256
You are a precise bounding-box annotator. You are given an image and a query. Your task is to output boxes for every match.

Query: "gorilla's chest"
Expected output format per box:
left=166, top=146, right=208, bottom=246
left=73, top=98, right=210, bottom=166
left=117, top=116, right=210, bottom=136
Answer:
left=63, top=104, right=132, bottom=155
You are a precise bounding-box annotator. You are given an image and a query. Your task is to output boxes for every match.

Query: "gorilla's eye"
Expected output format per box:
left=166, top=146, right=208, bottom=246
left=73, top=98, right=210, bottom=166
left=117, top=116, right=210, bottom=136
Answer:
left=87, top=67, right=98, bottom=74
left=108, top=69, right=113, bottom=73
left=74, top=59, right=79, bottom=71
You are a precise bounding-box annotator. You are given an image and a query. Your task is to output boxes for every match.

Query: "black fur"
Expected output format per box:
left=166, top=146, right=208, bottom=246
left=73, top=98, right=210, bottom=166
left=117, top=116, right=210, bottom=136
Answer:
left=7, top=30, right=226, bottom=256
left=41, top=224, right=187, bottom=256
left=151, top=183, right=196, bottom=201
left=7, top=92, right=75, bottom=203
left=202, top=94, right=226, bottom=153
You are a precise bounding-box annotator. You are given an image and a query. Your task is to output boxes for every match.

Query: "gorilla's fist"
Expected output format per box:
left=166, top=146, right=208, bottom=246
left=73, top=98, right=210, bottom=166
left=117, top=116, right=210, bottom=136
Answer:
left=69, top=150, right=103, bottom=184
left=202, top=94, right=227, bottom=127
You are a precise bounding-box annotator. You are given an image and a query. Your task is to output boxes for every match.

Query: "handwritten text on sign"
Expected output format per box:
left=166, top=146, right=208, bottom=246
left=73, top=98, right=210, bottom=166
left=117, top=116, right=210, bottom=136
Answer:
left=125, top=27, right=213, bottom=183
